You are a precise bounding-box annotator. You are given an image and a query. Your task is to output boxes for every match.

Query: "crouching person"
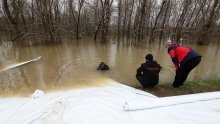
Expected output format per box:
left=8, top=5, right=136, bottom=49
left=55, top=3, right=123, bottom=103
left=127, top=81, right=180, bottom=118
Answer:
left=136, top=54, right=161, bottom=88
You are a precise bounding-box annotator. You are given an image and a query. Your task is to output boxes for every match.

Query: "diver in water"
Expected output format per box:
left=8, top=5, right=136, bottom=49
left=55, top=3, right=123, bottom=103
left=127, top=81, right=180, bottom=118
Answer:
left=97, top=62, right=109, bottom=71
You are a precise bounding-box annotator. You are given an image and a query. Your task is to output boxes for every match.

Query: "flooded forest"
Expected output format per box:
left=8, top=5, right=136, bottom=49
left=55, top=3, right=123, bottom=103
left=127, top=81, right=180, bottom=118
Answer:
left=0, top=0, right=219, bottom=44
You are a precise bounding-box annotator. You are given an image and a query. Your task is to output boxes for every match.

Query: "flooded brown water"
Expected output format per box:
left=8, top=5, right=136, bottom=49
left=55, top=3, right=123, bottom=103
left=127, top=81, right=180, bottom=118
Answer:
left=0, top=38, right=220, bottom=96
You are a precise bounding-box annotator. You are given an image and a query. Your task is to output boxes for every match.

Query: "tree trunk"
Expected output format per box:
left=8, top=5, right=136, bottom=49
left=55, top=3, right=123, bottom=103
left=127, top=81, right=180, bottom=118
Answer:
left=100, top=0, right=113, bottom=42
left=148, top=0, right=166, bottom=42
left=117, top=0, right=122, bottom=39
left=94, top=20, right=102, bottom=40
left=159, top=0, right=170, bottom=43
left=197, top=0, right=220, bottom=44
left=2, top=0, right=23, bottom=40
left=137, top=0, right=147, bottom=41
left=175, top=0, right=191, bottom=43
left=126, top=0, right=134, bottom=38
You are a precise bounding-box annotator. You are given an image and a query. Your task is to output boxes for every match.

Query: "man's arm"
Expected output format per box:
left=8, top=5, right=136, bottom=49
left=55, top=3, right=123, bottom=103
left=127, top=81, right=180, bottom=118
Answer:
left=156, top=62, right=162, bottom=71
left=136, top=65, right=144, bottom=75
left=169, top=49, right=180, bottom=70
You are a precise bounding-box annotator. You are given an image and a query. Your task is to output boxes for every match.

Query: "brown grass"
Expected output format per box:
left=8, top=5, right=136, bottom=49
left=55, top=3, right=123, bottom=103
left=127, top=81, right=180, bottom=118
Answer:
left=136, top=80, right=220, bottom=97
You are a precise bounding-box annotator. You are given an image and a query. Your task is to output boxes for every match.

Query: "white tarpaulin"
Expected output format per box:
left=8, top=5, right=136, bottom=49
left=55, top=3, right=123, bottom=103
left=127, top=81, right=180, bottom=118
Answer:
left=123, top=92, right=220, bottom=111
left=0, top=79, right=220, bottom=124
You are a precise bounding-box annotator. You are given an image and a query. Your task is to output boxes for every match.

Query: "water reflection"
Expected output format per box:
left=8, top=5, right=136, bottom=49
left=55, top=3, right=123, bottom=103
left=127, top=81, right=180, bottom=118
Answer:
left=0, top=39, right=220, bottom=96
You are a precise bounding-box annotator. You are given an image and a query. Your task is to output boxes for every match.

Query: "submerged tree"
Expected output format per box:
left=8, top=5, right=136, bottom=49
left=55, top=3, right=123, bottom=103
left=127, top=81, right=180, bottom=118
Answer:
left=197, top=0, right=220, bottom=44
left=0, top=0, right=219, bottom=45
left=2, top=0, right=24, bottom=41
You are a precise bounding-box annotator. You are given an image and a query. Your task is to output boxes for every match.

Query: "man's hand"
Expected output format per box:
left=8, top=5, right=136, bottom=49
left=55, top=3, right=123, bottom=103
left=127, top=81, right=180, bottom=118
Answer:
left=174, top=63, right=180, bottom=70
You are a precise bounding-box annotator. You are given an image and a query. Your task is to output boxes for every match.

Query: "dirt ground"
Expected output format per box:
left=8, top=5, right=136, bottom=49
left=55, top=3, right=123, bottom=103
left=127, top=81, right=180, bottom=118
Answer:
left=137, top=80, right=220, bottom=97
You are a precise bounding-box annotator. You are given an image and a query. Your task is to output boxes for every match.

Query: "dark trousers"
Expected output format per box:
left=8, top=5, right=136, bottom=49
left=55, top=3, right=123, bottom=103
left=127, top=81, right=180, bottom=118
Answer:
left=136, top=74, right=156, bottom=88
left=173, top=57, right=201, bottom=88
left=136, top=75, right=146, bottom=88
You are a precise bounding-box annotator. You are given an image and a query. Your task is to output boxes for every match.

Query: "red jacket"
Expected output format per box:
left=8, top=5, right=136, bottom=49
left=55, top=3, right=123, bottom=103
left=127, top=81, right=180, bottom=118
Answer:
left=168, top=44, right=201, bottom=70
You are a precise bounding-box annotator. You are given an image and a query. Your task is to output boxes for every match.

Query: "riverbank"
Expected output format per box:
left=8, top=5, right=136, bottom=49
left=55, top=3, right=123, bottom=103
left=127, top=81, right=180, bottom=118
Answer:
left=138, top=80, right=220, bottom=97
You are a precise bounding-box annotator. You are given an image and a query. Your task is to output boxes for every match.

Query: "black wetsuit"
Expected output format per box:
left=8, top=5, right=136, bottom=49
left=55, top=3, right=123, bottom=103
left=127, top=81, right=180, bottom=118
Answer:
left=136, top=60, right=161, bottom=88
left=97, top=63, right=109, bottom=71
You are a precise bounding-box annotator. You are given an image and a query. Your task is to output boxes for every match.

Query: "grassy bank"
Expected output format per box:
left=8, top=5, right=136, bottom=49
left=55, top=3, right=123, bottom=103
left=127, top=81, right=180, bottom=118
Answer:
left=139, top=80, right=220, bottom=97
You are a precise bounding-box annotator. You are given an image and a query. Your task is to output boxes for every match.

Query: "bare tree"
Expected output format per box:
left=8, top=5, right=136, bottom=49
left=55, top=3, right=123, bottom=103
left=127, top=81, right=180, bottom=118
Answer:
left=94, top=0, right=113, bottom=42
left=174, top=0, right=191, bottom=42
left=148, top=0, right=166, bottom=42
left=197, top=0, right=220, bottom=44
left=0, top=0, right=219, bottom=45
left=117, top=0, right=122, bottom=38
left=69, top=0, right=85, bottom=39
left=2, top=0, right=24, bottom=41
left=137, top=0, right=147, bottom=41
left=159, top=0, right=171, bottom=43
left=126, top=0, right=135, bottom=38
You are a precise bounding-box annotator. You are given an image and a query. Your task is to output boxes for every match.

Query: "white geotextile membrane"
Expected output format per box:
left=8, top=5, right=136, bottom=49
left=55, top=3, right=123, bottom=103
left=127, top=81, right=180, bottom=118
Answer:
left=0, top=80, right=220, bottom=124
left=123, top=92, right=220, bottom=111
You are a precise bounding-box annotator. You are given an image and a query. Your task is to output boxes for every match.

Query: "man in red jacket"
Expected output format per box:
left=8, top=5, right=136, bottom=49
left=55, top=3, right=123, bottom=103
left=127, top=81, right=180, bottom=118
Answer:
left=167, top=40, right=202, bottom=88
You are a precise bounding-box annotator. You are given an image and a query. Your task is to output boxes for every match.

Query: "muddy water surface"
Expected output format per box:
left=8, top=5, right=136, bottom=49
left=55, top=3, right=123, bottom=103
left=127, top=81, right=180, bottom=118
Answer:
left=0, top=39, right=220, bottom=96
